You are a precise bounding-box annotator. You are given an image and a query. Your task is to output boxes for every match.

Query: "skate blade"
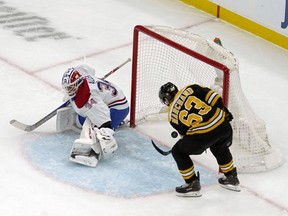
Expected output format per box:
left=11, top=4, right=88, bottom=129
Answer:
left=176, top=191, right=202, bottom=197
left=220, top=184, right=241, bottom=192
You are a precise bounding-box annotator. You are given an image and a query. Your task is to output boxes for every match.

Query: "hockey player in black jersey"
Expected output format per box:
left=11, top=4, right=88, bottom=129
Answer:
left=158, top=82, right=240, bottom=197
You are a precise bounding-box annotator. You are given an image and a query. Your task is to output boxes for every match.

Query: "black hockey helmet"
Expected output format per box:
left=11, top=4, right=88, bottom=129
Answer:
left=159, top=82, right=178, bottom=105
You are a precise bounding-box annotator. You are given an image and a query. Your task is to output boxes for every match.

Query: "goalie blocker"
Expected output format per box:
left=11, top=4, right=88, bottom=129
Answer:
left=63, top=113, right=117, bottom=167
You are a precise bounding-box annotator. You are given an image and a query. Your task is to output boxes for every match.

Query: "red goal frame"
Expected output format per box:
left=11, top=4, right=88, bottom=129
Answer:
left=129, top=25, right=230, bottom=128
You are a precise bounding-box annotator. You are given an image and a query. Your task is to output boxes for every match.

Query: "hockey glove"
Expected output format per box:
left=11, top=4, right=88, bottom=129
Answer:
left=223, top=106, right=233, bottom=122
left=94, top=127, right=118, bottom=155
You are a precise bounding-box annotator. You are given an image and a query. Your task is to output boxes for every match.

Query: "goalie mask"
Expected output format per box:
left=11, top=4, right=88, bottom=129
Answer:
left=62, top=68, right=84, bottom=97
left=159, top=82, right=178, bottom=105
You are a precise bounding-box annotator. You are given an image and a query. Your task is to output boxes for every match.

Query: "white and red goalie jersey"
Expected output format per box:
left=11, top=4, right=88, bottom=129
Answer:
left=59, top=64, right=129, bottom=167
left=64, top=64, right=129, bottom=129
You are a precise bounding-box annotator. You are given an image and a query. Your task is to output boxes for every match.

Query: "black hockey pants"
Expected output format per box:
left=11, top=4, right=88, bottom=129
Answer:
left=171, top=120, right=233, bottom=180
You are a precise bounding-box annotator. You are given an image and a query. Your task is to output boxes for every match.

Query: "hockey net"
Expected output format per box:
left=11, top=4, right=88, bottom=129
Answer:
left=130, top=25, right=284, bottom=173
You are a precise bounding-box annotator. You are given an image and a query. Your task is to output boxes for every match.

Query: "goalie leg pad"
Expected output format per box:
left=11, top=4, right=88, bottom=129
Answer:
left=69, top=138, right=102, bottom=167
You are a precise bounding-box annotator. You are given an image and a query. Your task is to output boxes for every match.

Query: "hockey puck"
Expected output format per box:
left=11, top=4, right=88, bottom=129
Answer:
left=171, top=131, right=178, bottom=138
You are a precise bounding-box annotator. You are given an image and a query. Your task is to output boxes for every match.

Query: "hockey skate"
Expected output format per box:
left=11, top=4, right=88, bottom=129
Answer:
left=218, top=168, right=241, bottom=192
left=175, top=173, right=202, bottom=197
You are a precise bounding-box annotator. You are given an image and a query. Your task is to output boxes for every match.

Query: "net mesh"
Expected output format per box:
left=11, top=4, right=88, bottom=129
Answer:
left=132, top=25, right=283, bottom=173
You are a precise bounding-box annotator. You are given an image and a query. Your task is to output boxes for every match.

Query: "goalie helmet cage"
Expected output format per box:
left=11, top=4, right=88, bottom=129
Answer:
left=130, top=25, right=284, bottom=173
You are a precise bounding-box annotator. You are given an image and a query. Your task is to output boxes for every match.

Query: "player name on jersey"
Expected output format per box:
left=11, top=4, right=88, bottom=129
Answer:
left=170, top=87, right=194, bottom=125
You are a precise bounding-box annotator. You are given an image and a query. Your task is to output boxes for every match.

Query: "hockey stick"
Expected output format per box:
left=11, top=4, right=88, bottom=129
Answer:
left=10, top=100, right=71, bottom=132
left=151, top=140, right=172, bottom=156
left=101, top=58, right=131, bottom=80
left=10, top=58, right=131, bottom=132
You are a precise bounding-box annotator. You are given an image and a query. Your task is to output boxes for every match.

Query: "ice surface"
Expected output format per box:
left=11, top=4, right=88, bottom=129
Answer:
left=0, top=0, right=288, bottom=215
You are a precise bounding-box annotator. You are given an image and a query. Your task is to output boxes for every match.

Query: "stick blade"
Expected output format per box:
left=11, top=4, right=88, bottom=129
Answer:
left=9, top=119, right=35, bottom=132
left=151, top=140, right=172, bottom=156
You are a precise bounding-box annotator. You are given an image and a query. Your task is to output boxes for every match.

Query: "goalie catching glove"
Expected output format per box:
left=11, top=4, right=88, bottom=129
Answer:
left=93, top=127, right=118, bottom=155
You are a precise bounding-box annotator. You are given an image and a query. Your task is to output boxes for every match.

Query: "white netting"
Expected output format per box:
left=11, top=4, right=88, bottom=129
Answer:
left=132, top=25, right=284, bottom=173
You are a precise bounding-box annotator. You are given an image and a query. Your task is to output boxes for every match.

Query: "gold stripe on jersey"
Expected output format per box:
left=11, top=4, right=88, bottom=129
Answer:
left=205, top=90, right=220, bottom=106
left=187, top=109, right=225, bottom=135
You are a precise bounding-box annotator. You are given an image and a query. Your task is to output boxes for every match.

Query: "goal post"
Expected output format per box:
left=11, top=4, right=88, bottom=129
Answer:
left=130, top=25, right=284, bottom=173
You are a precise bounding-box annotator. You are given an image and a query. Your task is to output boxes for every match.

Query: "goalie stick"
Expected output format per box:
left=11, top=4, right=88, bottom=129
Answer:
left=10, top=58, right=132, bottom=132
left=151, top=140, right=172, bottom=156
left=100, top=58, right=131, bottom=80
left=10, top=100, right=70, bottom=132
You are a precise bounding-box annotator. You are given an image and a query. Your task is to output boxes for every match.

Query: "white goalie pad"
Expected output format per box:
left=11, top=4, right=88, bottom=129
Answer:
left=56, top=107, right=82, bottom=133
left=69, top=138, right=102, bottom=167
left=94, top=127, right=118, bottom=155
left=69, top=118, right=102, bottom=167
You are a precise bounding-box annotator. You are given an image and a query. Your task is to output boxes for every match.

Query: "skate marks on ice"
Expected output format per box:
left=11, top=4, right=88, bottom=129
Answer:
left=22, top=128, right=216, bottom=198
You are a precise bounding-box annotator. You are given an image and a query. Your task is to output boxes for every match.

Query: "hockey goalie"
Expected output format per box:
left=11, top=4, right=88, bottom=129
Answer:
left=56, top=64, right=129, bottom=167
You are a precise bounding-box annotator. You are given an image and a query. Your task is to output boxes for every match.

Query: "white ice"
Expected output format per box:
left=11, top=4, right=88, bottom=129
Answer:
left=1, top=0, right=288, bottom=215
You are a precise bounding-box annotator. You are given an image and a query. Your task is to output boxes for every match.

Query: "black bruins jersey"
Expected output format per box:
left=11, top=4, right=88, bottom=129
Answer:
left=168, top=84, right=226, bottom=136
